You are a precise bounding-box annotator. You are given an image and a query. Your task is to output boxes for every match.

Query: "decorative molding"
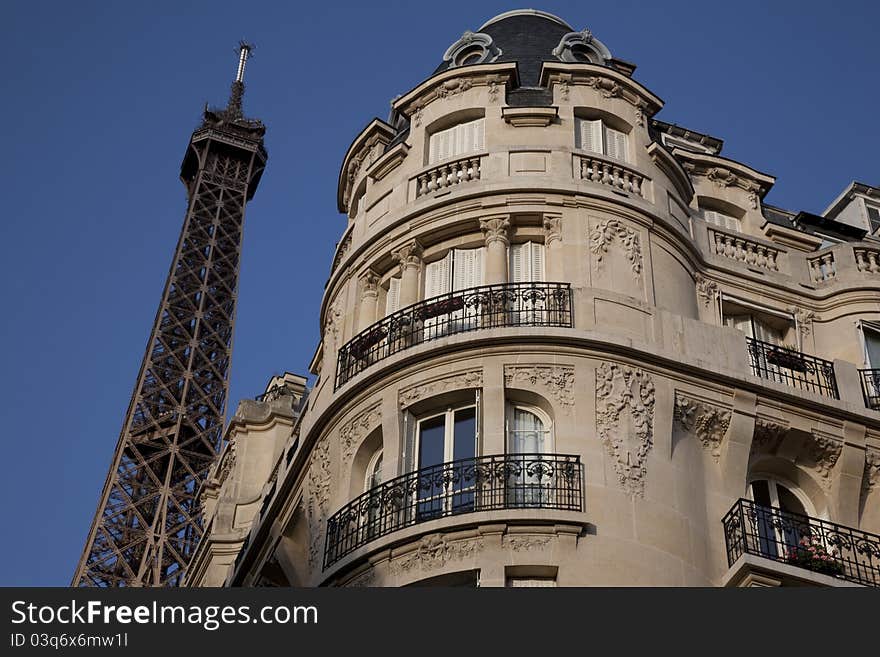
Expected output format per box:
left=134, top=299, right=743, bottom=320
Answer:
left=679, top=158, right=772, bottom=201
left=217, top=441, right=236, bottom=486
left=706, top=166, right=738, bottom=188
left=589, top=219, right=642, bottom=277
left=391, top=240, right=423, bottom=274
left=486, top=75, right=504, bottom=103
left=543, top=215, right=562, bottom=246
left=331, top=232, right=352, bottom=274
left=792, top=307, right=816, bottom=338
left=359, top=269, right=380, bottom=297
left=339, top=402, right=382, bottom=464
left=324, top=297, right=345, bottom=347
left=342, top=134, right=387, bottom=208
left=695, top=275, right=718, bottom=308
left=752, top=418, right=788, bottom=453
left=399, top=370, right=483, bottom=409
left=807, top=431, right=843, bottom=487
left=596, top=362, right=655, bottom=497
left=345, top=568, right=376, bottom=588
left=306, top=436, right=331, bottom=569
left=502, top=534, right=553, bottom=552
left=390, top=535, right=484, bottom=574
left=504, top=365, right=575, bottom=411
left=479, top=216, right=511, bottom=247
left=673, top=393, right=731, bottom=462
left=862, top=449, right=880, bottom=498
left=501, top=106, right=558, bottom=128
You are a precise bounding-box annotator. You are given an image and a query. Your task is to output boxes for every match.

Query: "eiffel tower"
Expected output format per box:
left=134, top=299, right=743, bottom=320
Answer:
left=73, top=43, right=267, bottom=586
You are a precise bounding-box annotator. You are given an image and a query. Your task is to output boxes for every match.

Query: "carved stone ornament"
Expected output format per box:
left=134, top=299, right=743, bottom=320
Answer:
left=307, top=436, right=332, bottom=569
left=502, top=534, right=553, bottom=552
left=217, top=441, right=236, bottom=486
left=342, top=134, right=385, bottom=208
left=487, top=75, right=503, bottom=103
left=792, top=307, right=816, bottom=338
left=543, top=215, right=563, bottom=246
left=695, top=275, right=718, bottom=307
left=673, top=393, right=731, bottom=462
left=862, top=449, right=880, bottom=498
left=331, top=232, right=352, bottom=274
left=589, top=219, right=642, bottom=276
left=706, top=167, right=738, bottom=188
left=596, top=362, right=655, bottom=497
left=399, top=370, right=483, bottom=409
left=391, top=240, right=423, bottom=274
left=324, top=297, right=345, bottom=347
left=390, top=534, right=484, bottom=574
left=360, top=269, right=380, bottom=297
left=585, top=76, right=621, bottom=99
left=504, top=365, right=575, bottom=412
left=346, top=568, right=376, bottom=588
left=479, top=217, right=511, bottom=247
left=806, top=432, right=843, bottom=487
left=751, top=418, right=788, bottom=454
left=340, top=402, right=382, bottom=464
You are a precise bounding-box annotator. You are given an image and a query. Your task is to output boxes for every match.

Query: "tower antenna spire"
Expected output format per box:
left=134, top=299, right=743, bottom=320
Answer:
left=227, top=41, right=254, bottom=120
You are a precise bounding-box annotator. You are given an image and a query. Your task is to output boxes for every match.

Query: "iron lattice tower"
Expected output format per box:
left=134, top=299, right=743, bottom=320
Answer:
left=73, top=44, right=267, bottom=587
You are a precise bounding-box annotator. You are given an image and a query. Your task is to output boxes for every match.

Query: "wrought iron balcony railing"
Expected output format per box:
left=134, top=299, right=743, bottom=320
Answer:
left=723, top=498, right=880, bottom=587
left=323, top=453, right=584, bottom=569
left=859, top=369, right=880, bottom=410
left=745, top=338, right=838, bottom=398
left=335, top=281, right=573, bottom=389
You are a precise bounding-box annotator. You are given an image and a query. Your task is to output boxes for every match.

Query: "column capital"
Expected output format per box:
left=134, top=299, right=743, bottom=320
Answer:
left=391, top=240, right=423, bottom=271
left=480, top=216, right=510, bottom=247
left=359, top=269, right=380, bottom=297
left=543, top=214, right=563, bottom=246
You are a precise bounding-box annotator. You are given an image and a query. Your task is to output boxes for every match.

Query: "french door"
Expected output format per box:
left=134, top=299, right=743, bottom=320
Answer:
left=415, top=406, right=477, bottom=520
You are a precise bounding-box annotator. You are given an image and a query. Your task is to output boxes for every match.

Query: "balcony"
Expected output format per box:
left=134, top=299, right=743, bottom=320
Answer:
left=414, top=154, right=482, bottom=198
left=723, top=499, right=880, bottom=587
left=323, top=453, right=584, bottom=569
left=335, top=281, right=573, bottom=389
left=745, top=338, right=838, bottom=398
left=859, top=369, right=880, bottom=410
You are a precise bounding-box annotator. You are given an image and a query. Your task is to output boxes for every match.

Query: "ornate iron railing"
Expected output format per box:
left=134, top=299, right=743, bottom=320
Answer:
left=859, top=369, right=880, bottom=410
left=723, top=499, right=880, bottom=587
left=335, top=281, right=573, bottom=389
left=323, top=453, right=584, bottom=569
left=745, top=338, right=838, bottom=398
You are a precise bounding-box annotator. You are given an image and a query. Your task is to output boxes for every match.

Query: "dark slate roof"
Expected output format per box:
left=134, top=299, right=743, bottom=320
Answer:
left=433, top=12, right=574, bottom=106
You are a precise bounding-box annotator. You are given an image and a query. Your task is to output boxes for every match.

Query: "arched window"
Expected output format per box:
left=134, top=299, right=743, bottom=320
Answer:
left=365, top=448, right=383, bottom=492
left=747, top=478, right=814, bottom=561
left=506, top=405, right=553, bottom=507
left=506, top=405, right=552, bottom=454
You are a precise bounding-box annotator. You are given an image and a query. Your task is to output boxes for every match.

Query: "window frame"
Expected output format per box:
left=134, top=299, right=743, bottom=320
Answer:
left=505, top=403, right=553, bottom=455
left=427, top=117, right=486, bottom=166
left=575, top=117, right=630, bottom=163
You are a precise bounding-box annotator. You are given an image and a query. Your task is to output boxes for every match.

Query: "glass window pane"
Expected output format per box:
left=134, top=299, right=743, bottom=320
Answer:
left=418, top=415, right=446, bottom=470
left=865, top=327, right=880, bottom=368
left=453, top=407, right=476, bottom=461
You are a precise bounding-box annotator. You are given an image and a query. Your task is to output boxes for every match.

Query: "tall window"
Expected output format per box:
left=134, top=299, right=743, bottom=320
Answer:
left=428, top=118, right=485, bottom=165
left=863, top=323, right=880, bottom=368
left=385, top=277, right=401, bottom=316
left=576, top=118, right=629, bottom=162
left=867, top=204, right=880, bottom=234
left=724, top=314, right=785, bottom=345
left=748, top=478, right=812, bottom=560
left=509, top=242, right=545, bottom=283
left=364, top=448, right=384, bottom=538
left=415, top=405, right=478, bottom=519
left=506, top=405, right=552, bottom=506
left=506, top=405, right=551, bottom=454
left=425, top=248, right=485, bottom=298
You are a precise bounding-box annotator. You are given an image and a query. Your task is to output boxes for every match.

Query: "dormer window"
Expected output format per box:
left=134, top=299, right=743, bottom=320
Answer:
left=701, top=208, right=741, bottom=233
left=576, top=118, right=628, bottom=162
left=868, top=205, right=880, bottom=234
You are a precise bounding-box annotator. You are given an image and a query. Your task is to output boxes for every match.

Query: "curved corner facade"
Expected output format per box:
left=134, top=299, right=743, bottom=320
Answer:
left=188, top=11, right=880, bottom=588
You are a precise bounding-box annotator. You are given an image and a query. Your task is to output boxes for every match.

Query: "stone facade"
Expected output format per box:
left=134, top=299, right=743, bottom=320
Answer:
left=187, top=10, right=880, bottom=588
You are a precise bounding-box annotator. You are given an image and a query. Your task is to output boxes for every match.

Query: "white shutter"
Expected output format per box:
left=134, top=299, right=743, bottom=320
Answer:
left=509, top=243, right=525, bottom=283
left=704, top=209, right=741, bottom=233
left=754, top=318, right=782, bottom=345
left=529, top=242, right=545, bottom=281
left=385, top=278, right=401, bottom=315
left=604, top=126, right=628, bottom=161
left=472, top=118, right=485, bottom=152
left=452, top=248, right=484, bottom=291
left=578, top=119, right=603, bottom=154
left=724, top=314, right=754, bottom=338
left=425, top=253, right=451, bottom=299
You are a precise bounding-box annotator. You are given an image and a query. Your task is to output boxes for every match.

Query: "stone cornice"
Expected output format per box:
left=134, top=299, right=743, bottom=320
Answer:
left=674, top=149, right=776, bottom=202
left=367, top=142, right=410, bottom=183
left=539, top=62, right=664, bottom=118
left=646, top=142, right=695, bottom=204
left=391, top=62, right=519, bottom=118
left=337, top=118, right=397, bottom=213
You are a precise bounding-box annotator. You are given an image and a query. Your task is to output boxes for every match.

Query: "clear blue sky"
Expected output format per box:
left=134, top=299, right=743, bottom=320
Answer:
left=1, top=1, right=877, bottom=586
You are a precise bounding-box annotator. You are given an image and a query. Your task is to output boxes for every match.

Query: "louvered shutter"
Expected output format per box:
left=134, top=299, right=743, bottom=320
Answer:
left=509, top=243, right=525, bottom=283
left=452, top=248, right=484, bottom=291
left=578, top=119, right=603, bottom=154
left=425, top=253, right=451, bottom=299
left=724, top=314, right=754, bottom=338
left=472, top=118, right=485, bottom=151
left=385, top=278, right=401, bottom=316
left=529, top=242, right=545, bottom=281
left=604, top=126, right=628, bottom=161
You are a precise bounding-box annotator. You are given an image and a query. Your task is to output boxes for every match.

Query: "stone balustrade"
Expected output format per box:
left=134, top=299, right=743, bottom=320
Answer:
left=415, top=155, right=481, bottom=197
left=709, top=229, right=781, bottom=272
left=808, top=251, right=836, bottom=282
left=576, top=153, right=646, bottom=197
left=854, top=247, right=880, bottom=274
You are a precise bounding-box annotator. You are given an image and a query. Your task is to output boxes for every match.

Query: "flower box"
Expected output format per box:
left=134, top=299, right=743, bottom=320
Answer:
left=418, top=295, right=465, bottom=320
left=766, top=348, right=809, bottom=372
